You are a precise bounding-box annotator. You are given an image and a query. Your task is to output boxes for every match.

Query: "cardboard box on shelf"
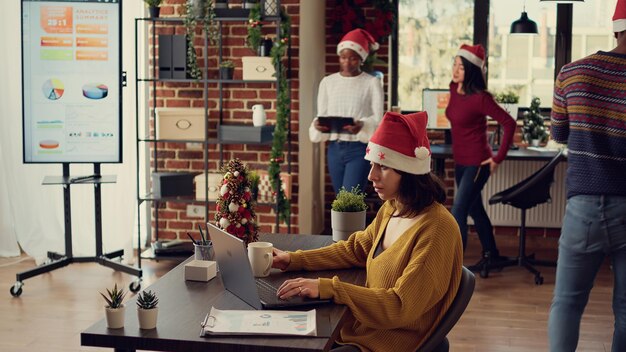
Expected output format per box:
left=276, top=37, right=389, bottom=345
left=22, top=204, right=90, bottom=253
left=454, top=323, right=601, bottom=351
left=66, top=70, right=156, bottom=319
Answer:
left=156, top=108, right=205, bottom=141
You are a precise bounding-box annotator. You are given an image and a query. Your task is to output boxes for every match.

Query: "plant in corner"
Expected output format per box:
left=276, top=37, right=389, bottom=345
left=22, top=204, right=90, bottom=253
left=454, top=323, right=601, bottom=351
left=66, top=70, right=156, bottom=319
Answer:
left=218, top=60, right=235, bottom=80
left=522, top=96, right=549, bottom=146
left=136, top=290, right=159, bottom=329
left=100, top=283, right=127, bottom=329
left=331, top=186, right=368, bottom=242
left=143, top=0, right=162, bottom=18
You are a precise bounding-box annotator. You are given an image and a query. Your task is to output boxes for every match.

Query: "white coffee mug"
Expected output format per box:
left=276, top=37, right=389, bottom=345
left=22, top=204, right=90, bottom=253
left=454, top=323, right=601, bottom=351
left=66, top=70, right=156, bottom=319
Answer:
left=247, top=241, right=273, bottom=277
left=252, top=104, right=266, bottom=127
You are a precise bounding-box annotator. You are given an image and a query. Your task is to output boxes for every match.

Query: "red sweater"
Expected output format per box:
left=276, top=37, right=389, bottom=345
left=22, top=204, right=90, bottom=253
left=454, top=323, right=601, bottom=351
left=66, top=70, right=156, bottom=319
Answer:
left=445, top=83, right=516, bottom=165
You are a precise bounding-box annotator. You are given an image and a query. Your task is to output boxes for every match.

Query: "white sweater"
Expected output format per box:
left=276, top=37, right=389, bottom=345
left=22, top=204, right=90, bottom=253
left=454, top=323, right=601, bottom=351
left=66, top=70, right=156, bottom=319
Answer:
left=309, top=72, right=384, bottom=144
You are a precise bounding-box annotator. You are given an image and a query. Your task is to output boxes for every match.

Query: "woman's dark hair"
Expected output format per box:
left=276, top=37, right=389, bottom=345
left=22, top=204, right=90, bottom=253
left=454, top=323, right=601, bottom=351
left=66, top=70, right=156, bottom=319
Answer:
left=392, top=170, right=446, bottom=218
left=459, top=57, right=487, bottom=95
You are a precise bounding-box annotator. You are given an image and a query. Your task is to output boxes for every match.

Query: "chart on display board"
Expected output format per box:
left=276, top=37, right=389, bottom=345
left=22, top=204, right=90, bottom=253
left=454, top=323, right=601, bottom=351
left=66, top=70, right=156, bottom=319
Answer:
left=21, top=0, right=122, bottom=163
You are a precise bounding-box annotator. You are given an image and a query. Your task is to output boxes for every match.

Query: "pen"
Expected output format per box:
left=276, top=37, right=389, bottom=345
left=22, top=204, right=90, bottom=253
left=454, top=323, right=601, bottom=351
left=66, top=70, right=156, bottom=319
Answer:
left=186, top=232, right=198, bottom=245
left=198, top=224, right=206, bottom=245
left=70, top=175, right=102, bottom=183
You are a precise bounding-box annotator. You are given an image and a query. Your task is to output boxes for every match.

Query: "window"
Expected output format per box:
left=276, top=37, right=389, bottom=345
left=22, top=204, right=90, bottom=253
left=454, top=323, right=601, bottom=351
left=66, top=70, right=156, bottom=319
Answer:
left=397, top=0, right=474, bottom=111
left=571, top=0, right=617, bottom=61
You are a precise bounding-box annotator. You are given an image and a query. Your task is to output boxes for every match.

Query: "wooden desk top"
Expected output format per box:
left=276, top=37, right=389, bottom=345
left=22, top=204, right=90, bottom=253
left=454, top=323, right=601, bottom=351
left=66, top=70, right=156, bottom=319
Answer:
left=81, top=233, right=366, bottom=352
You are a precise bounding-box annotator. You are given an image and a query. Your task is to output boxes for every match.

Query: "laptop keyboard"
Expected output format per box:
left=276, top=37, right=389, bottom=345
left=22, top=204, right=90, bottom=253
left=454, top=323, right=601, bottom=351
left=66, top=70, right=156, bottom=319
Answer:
left=255, top=279, right=281, bottom=304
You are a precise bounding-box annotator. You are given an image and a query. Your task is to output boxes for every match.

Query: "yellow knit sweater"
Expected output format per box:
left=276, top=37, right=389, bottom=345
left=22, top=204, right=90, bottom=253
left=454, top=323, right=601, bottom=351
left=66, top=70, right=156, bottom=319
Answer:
left=288, top=201, right=463, bottom=352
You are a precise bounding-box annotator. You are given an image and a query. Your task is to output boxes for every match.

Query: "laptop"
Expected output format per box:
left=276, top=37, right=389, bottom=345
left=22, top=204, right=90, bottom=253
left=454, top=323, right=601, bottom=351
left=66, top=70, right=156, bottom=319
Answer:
left=207, top=223, right=332, bottom=310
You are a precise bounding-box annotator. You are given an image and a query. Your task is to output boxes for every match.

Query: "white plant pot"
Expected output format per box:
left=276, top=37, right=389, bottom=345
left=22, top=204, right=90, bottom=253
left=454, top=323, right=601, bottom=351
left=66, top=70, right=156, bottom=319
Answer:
left=531, top=139, right=540, bottom=147
left=498, top=103, right=519, bottom=120
left=137, top=307, right=159, bottom=330
left=105, top=305, right=125, bottom=329
left=331, top=210, right=366, bottom=242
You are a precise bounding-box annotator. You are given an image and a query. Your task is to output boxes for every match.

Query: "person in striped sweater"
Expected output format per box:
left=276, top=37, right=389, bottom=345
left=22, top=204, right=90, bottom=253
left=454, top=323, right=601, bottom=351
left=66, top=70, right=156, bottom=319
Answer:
left=274, top=112, right=463, bottom=352
left=548, top=2, right=626, bottom=351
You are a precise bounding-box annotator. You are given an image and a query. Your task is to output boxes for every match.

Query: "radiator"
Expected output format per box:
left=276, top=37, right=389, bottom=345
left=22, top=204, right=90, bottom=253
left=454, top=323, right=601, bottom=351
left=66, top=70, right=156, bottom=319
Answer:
left=466, top=160, right=567, bottom=228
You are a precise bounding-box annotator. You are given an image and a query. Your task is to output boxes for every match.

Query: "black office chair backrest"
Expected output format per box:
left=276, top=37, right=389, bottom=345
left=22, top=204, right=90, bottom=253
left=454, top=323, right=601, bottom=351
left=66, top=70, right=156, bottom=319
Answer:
left=489, top=150, right=564, bottom=210
left=417, top=267, right=476, bottom=352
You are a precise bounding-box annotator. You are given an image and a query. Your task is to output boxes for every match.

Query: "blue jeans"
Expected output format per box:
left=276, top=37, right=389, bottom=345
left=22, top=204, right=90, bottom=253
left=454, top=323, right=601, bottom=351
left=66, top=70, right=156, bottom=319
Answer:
left=327, top=141, right=370, bottom=195
left=452, top=164, right=498, bottom=253
left=548, top=195, right=626, bottom=352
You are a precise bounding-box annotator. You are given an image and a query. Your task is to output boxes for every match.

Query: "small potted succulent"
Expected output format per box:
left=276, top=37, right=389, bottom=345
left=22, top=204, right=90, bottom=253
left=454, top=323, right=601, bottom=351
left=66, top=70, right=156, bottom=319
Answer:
left=136, top=290, right=159, bottom=329
left=331, top=186, right=368, bottom=242
left=100, top=283, right=127, bottom=329
left=219, top=60, right=235, bottom=80
left=143, top=0, right=162, bottom=18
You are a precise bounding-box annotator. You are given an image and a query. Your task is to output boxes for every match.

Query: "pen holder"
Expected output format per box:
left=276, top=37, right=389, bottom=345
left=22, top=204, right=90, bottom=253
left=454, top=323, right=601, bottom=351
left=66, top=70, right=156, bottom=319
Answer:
left=194, top=242, right=214, bottom=261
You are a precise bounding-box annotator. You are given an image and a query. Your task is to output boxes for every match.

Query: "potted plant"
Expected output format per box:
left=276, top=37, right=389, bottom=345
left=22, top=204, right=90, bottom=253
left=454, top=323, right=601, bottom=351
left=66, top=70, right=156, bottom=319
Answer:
left=219, top=60, right=235, bottom=80
left=144, top=0, right=162, bottom=18
left=136, top=290, right=159, bottom=330
left=494, top=88, right=520, bottom=120
left=100, top=283, right=127, bottom=329
left=523, top=96, right=549, bottom=146
left=331, top=186, right=368, bottom=242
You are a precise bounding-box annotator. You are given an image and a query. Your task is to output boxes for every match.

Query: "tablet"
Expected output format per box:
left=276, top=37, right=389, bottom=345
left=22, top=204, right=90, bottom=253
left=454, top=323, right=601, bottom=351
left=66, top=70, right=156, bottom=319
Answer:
left=317, top=117, right=355, bottom=134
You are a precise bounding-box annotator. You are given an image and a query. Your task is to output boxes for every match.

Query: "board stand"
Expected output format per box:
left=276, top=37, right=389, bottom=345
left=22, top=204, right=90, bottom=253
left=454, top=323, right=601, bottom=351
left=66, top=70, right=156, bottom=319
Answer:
left=10, top=163, right=142, bottom=297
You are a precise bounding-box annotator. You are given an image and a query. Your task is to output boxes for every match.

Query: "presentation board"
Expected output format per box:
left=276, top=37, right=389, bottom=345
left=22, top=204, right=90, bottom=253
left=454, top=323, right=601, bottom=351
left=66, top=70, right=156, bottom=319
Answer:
left=22, top=0, right=122, bottom=163
left=422, top=89, right=451, bottom=130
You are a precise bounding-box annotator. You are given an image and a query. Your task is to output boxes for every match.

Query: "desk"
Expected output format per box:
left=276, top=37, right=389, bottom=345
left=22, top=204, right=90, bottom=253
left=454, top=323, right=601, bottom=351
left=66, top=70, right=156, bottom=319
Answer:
left=81, top=234, right=366, bottom=352
left=430, top=144, right=560, bottom=177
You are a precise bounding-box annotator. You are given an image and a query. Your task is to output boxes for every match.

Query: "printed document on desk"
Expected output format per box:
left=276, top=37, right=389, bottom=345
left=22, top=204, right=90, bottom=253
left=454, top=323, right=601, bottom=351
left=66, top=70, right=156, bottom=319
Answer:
left=201, top=307, right=317, bottom=336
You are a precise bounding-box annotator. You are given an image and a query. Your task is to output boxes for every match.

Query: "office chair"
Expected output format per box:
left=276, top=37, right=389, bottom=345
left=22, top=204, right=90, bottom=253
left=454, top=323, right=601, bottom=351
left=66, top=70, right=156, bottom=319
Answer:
left=485, top=150, right=565, bottom=285
left=417, top=267, right=476, bottom=352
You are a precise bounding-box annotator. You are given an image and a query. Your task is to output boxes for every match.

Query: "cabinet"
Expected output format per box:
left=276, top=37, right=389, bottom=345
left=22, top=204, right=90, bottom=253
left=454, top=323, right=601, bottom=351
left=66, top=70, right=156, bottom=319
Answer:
left=134, top=4, right=291, bottom=262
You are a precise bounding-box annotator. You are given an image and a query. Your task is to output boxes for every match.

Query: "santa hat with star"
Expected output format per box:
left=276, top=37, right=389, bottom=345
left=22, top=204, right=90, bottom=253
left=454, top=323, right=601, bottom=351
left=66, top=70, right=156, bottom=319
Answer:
left=364, top=111, right=431, bottom=175
left=614, top=0, right=626, bottom=33
left=456, top=44, right=486, bottom=72
left=337, top=29, right=380, bottom=61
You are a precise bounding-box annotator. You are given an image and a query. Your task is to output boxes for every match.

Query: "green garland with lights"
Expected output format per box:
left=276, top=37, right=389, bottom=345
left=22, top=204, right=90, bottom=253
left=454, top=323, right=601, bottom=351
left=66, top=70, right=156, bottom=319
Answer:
left=247, top=6, right=291, bottom=223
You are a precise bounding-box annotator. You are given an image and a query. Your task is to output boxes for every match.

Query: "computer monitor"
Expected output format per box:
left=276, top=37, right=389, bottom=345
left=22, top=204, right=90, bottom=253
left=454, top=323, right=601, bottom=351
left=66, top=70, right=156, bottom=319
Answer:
left=422, top=89, right=451, bottom=130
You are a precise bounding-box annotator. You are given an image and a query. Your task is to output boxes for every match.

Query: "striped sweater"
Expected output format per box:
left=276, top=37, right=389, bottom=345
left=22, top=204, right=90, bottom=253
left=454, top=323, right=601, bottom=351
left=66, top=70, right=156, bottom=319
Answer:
left=287, top=201, right=463, bottom=352
left=551, top=51, right=626, bottom=198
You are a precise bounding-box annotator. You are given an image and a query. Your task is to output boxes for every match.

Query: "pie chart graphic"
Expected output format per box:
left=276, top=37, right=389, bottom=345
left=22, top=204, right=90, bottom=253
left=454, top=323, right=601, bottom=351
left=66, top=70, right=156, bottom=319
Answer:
left=82, top=83, right=108, bottom=100
left=42, top=78, right=64, bottom=100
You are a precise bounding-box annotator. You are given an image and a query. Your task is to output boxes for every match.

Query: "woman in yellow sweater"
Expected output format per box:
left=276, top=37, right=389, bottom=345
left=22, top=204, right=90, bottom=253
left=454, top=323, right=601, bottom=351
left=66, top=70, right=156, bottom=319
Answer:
left=273, top=111, right=463, bottom=352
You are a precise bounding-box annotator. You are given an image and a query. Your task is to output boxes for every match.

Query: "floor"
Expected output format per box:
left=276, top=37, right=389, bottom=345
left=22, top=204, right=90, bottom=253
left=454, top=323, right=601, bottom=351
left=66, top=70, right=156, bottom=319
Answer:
left=0, top=234, right=616, bottom=351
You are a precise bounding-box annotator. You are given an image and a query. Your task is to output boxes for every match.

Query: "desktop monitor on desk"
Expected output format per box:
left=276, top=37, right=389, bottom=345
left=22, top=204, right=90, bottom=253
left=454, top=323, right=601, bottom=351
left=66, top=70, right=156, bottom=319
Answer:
left=423, top=89, right=451, bottom=143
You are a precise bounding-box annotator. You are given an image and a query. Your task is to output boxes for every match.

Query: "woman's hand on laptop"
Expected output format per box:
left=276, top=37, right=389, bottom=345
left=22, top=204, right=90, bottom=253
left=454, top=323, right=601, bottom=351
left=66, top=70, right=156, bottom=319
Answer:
left=272, top=248, right=291, bottom=271
left=277, top=278, right=320, bottom=300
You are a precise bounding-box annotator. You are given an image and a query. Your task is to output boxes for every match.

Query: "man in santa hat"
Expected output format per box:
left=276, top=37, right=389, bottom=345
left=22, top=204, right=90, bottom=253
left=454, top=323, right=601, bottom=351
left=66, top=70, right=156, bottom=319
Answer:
left=309, top=28, right=384, bottom=195
left=548, top=1, right=626, bottom=351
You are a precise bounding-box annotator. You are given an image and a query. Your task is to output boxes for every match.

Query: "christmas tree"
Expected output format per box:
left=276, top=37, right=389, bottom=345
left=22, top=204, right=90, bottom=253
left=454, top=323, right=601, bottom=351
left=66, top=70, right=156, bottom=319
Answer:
left=214, top=159, right=259, bottom=246
left=522, top=97, right=549, bottom=144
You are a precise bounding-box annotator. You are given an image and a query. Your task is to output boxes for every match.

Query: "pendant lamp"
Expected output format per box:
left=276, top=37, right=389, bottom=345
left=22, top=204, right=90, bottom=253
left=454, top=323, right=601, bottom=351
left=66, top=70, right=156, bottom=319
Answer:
left=511, top=1, right=538, bottom=34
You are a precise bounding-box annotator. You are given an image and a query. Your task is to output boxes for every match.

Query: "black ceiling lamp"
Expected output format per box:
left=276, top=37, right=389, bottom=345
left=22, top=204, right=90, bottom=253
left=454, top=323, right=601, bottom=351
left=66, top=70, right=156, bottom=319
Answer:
left=511, top=1, right=539, bottom=34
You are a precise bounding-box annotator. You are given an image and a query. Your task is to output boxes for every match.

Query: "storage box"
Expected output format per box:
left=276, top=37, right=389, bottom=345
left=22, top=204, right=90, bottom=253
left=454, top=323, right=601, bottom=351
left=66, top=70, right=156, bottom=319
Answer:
left=152, top=172, right=196, bottom=198
left=184, top=260, right=217, bottom=282
left=194, top=173, right=224, bottom=200
left=156, top=108, right=205, bottom=141
left=242, top=56, right=276, bottom=80
left=219, top=124, right=274, bottom=144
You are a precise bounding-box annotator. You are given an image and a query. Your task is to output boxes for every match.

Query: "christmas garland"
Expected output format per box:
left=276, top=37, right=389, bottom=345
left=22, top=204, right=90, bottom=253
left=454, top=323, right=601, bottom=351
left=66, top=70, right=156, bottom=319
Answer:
left=214, top=159, right=259, bottom=245
left=246, top=3, right=263, bottom=51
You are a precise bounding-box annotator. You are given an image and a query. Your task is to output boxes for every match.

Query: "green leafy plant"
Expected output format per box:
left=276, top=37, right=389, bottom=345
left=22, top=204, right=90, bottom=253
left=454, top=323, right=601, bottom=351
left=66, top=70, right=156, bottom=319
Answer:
left=143, top=0, right=162, bottom=7
left=183, top=0, right=218, bottom=80
left=332, top=186, right=368, bottom=213
left=100, top=283, right=127, bottom=309
left=494, top=89, right=520, bottom=104
left=136, top=290, right=159, bottom=310
left=522, top=97, right=549, bottom=143
left=219, top=60, right=235, bottom=69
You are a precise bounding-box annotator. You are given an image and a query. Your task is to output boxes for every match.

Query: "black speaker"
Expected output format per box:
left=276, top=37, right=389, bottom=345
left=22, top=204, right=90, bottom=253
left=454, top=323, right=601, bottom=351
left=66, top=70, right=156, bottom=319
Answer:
left=172, top=35, right=188, bottom=79
left=151, top=172, right=196, bottom=198
left=158, top=35, right=172, bottom=79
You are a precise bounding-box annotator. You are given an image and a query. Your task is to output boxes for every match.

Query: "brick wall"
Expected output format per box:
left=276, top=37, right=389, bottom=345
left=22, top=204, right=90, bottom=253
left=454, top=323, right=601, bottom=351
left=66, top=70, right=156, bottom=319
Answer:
left=149, top=0, right=301, bottom=242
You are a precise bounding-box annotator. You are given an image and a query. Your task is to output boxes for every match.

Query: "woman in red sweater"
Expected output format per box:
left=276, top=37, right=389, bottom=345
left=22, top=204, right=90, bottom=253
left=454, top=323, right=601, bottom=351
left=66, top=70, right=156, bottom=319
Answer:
left=445, top=44, right=516, bottom=272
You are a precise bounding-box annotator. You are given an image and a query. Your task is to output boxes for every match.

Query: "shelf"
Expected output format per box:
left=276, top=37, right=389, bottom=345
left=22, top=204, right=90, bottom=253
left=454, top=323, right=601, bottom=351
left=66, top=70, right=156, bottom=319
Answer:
left=137, top=13, right=280, bottom=23
left=138, top=137, right=219, bottom=144
left=139, top=194, right=214, bottom=203
left=137, top=78, right=277, bottom=84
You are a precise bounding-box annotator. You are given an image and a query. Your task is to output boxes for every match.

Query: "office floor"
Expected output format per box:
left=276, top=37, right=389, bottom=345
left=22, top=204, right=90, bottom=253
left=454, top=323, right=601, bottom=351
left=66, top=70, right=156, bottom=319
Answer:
left=0, top=235, right=615, bottom=352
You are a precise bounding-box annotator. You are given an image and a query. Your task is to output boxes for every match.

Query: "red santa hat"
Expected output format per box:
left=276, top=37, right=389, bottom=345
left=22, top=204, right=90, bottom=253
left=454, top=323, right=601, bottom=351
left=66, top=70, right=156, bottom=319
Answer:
left=365, top=111, right=431, bottom=175
left=337, top=29, right=380, bottom=61
left=456, top=44, right=486, bottom=71
left=614, top=0, right=626, bottom=33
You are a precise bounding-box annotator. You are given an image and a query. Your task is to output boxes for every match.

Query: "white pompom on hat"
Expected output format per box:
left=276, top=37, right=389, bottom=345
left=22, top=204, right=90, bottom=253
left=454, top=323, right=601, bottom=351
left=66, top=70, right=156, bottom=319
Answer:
left=456, top=44, right=486, bottom=71
left=337, top=29, right=380, bottom=61
left=364, top=111, right=431, bottom=175
left=614, top=0, right=626, bottom=33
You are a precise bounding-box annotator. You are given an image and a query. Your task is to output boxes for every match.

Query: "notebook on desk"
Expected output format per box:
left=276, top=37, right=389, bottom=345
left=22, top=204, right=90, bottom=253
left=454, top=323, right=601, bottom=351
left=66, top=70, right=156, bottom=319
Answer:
left=207, top=223, right=332, bottom=310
